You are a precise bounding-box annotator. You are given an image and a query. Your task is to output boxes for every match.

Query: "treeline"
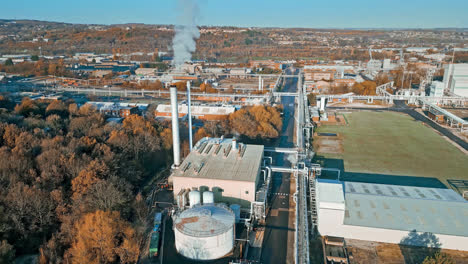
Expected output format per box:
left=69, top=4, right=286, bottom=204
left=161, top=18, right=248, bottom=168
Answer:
left=0, top=59, right=74, bottom=77
left=0, top=96, right=173, bottom=263
left=0, top=95, right=283, bottom=263
left=326, top=81, right=378, bottom=96
left=195, top=105, right=283, bottom=143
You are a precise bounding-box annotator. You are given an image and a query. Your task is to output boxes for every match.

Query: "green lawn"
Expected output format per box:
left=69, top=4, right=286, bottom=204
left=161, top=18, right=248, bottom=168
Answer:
left=314, top=111, right=468, bottom=191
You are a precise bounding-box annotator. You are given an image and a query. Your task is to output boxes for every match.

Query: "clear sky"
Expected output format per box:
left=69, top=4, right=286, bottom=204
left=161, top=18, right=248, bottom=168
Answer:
left=1, top=0, right=467, bottom=28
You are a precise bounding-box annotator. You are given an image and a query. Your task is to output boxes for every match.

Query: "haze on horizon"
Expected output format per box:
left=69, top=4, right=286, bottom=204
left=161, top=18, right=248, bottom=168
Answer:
left=1, top=0, right=467, bottom=29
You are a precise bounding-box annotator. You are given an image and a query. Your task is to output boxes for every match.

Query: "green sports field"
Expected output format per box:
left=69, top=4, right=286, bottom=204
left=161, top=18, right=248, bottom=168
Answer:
left=313, top=111, right=468, bottom=192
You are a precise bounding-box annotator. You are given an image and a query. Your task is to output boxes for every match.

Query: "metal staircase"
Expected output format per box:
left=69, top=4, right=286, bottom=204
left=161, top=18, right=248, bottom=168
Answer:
left=308, top=171, right=318, bottom=228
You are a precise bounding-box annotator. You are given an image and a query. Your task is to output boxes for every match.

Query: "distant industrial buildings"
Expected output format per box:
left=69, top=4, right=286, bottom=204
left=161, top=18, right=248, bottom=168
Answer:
left=86, top=102, right=148, bottom=118
left=155, top=104, right=236, bottom=120
left=69, top=60, right=138, bottom=75
left=303, top=65, right=357, bottom=93
left=316, top=179, right=468, bottom=251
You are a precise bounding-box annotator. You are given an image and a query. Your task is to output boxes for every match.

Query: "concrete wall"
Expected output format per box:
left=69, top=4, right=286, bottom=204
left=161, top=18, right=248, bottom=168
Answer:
left=317, top=207, right=468, bottom=251
left=173, top=177, right=256, bottom=208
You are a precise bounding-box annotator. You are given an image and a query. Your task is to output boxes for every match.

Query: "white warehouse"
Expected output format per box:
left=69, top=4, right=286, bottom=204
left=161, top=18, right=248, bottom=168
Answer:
left=316, top=179, right=468, bottom=251
left=443, top=63, right=468, bottom=97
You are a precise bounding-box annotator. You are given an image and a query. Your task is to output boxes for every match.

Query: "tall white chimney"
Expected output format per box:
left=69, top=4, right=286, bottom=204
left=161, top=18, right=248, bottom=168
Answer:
left=170, top=87, right=181, bottom=167
left=187, top=81, right=193, bottom=152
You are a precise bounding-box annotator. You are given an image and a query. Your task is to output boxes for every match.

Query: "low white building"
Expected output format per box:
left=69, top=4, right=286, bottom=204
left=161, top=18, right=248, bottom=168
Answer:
left=316, top=179, right=468, bottom=251
left=156, top=104, right=235, bottom=120
left=430, top=81, right=444, bottom=97
left=135, top=68, right=157, bottom=76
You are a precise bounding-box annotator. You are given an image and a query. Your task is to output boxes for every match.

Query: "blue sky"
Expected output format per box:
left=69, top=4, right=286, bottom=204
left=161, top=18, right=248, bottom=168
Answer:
left=1, top=0, right=467, bottom=28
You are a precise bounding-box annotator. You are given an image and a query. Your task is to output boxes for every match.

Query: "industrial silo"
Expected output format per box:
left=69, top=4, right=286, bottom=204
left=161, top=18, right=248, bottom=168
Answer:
left=203, top=191, right=214, bottom=204
left=189, top=190, right=200, bottom=208
left=174, top=204, right=235, bottom=260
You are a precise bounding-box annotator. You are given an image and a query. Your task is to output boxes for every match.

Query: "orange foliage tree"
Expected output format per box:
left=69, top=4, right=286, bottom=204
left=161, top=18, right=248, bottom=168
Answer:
left=351, top=81, right=377, bottom=95
left=68, top=210, right=139, bottom=264
left=229, top=105, right=282, bottom=139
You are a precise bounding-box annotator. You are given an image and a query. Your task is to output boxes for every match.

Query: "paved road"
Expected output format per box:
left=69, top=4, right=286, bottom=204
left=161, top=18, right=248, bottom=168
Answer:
left=328, top=100, right=468, bottom=151
left=260, top=69, right=297, bottom=264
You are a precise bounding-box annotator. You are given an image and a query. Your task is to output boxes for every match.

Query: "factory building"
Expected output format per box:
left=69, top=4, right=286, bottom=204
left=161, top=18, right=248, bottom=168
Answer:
left=443, top=64, right=468, bottom=97
left=171, top=137, right=264, bottom=208
left=316, top=179, right=468, bottom=251
left=304, top=65, right=354, bottom=81
left=155, top=104, right=236, bottom=120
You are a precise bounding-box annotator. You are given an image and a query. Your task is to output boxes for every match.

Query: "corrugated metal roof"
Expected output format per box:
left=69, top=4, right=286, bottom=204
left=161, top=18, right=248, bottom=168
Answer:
left=173, top=138, right=263, bottom=182
left=342, top=182, right=468, bottom=237
left=317, top=179, right=345, bottom=210
left=174, top=204, right=235, bottom=237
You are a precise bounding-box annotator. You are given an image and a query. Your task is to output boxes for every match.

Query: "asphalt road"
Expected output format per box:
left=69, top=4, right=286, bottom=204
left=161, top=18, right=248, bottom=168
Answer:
left=260, top=69, right=298, bottom=264
left=328, top=100, right=468, bottom=151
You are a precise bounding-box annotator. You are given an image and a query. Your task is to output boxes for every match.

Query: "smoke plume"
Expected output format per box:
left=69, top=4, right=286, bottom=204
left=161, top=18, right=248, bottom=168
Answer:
left=287, top=154, right=297, bottom=165
left=172, top=0, right=200, bottom=68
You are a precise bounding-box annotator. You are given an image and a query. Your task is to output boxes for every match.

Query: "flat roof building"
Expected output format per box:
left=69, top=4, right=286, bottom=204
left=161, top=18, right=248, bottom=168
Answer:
left=171, top=137, right=264, bottom=207
left=316, top=179, right=468, bottom=251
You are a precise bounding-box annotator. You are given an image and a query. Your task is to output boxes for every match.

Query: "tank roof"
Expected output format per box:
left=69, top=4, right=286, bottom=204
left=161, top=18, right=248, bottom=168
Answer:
left=175, top=204, right=235, bottom=237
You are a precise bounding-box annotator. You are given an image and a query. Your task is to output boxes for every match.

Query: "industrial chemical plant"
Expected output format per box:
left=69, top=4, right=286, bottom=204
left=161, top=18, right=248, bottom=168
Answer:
left=156, top=82, right=276, bottom=262
left=149, top=62, right=468, bottom=264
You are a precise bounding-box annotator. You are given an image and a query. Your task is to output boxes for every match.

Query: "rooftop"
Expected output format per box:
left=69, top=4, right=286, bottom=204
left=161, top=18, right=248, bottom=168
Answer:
left=174, top=204, right=235, bottom=237
left=172, top=137, right=263, bottom=182
left=332, top=181, right=468, bottom=237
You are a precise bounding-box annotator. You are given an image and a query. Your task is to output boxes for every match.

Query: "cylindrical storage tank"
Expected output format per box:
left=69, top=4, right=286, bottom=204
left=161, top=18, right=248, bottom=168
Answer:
left=189, top=191, right=200, bottom=208
left=174, top=204, right=235, bottom=260
left=230, top=204, right=241, bottom=223
left=203, top=191, right=214, bottom=204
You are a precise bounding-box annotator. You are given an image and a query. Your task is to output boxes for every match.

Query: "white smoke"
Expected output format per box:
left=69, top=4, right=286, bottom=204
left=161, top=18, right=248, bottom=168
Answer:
left=172, top=0, right=200, bottom=68
left=287, top=154, right=297, bottom=165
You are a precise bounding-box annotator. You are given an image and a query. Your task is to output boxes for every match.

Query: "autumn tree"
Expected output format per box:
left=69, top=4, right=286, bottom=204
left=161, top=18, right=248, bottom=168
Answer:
left=0, top=240, right=15, bottom=264
left=15, top=98, right=43, bottom=117
left=229, top=105, right=282, bottom=139
left=4, top=59, right=13, bottom=66
left=68, top=210, right=139, bottom=264
left=351, top=81, right=377, bottom=95
left=174, top=81, right=187, bottom=91
left=422, top=252, right=455, bottom=264
left=46, top=100, right=68, bottom=118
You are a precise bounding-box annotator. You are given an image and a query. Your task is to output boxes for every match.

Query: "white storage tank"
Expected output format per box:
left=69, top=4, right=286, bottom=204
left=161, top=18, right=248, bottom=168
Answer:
left=189, top=190, right=201, bottom=208
left=230, top=204, right=241, bottom=223
left=174, top=204, right=235, bottom=260
left=203, top=191, right=214, bottom=204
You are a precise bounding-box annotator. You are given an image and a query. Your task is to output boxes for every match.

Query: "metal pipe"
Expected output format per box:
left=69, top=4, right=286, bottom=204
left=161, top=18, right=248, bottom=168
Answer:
left=258, top=76, right=262, bottom=91
left=170, top=87, right=181, bottom=167
left=187, top=81, right=193, bottom=151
